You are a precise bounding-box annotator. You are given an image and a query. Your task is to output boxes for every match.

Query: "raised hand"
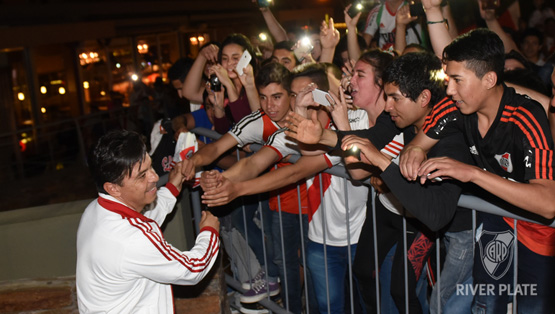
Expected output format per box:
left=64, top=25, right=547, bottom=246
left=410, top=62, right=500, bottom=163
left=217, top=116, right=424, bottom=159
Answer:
left=199, top=44, right=219, bottom=64
left=285, top=111, right=324, bottom=145
left=320, top=17, right=340, bottom=50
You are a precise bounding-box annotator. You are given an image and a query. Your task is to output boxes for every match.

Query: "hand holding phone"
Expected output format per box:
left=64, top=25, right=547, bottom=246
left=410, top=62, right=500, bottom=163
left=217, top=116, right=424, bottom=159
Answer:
left=312, top=89, right=333, bottom=107
left=294, top=38, right=314, bottom=62
left=236, top=50, right=252, bottom=76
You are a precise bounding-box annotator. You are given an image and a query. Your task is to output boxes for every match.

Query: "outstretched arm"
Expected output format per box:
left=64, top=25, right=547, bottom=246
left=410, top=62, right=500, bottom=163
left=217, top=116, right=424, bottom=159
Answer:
left=258, top=5, right=288, bottom=42
left=183, top=44, right=219, bottom=103
left=422, top=0, right=453, bottom=59
left=181, top=133, right=239, bottom=180
left=418, top=157, right=555, bottom=219
left=201, top=154, right=329, bottom=206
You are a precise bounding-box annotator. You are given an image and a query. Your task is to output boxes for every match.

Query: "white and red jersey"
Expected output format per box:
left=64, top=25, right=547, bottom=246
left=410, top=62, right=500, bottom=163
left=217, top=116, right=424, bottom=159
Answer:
left=76, top=184, right=219, bottom=313
left=306, top=109, right=370, bottom=246
left=229, top=109, right=281, bottom=148
left=363, top=1, right=423, bottom=50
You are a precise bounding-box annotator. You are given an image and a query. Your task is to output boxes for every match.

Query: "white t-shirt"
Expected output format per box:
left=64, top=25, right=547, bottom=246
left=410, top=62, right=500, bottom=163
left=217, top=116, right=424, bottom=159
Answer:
left=305, top=109, right=370, bottom=246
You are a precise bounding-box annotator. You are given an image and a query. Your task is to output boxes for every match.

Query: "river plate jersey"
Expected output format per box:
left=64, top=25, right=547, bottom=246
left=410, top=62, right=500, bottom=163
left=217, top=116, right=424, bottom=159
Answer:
left=422, top=91, right=555, bottom=256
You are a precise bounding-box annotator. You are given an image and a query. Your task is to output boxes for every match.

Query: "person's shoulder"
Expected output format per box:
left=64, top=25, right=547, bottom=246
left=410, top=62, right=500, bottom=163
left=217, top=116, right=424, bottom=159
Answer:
left=503, top=86, right=546, bottom=117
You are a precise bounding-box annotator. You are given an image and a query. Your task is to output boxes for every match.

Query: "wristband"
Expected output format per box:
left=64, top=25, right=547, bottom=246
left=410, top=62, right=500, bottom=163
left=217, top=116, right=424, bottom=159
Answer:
left=427, top=19, right=447, bottom=25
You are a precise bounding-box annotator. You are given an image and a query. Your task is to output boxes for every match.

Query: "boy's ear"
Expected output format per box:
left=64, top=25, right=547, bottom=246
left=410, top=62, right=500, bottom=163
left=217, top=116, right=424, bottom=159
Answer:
left=483, top=71, right=498, bottom=89
left=418, top=89, right=432, bottom=108
left=103, top=182, right=121, bottom=197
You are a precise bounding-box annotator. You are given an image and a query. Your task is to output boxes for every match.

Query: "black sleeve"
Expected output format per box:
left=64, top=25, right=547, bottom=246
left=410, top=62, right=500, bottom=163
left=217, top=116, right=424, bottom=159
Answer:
left=331, top=112, right=401, bottom=151
left=380, top=132, right=472, bottom=231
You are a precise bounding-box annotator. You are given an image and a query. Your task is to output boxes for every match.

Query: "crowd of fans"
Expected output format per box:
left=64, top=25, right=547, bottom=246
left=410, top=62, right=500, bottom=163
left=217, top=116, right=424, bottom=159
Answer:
left=145, top=0, right=555, bottom=313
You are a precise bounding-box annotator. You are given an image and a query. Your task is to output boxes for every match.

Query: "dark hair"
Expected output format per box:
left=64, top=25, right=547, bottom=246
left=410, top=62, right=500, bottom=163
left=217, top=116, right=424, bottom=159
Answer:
left=357, top=49, right=395, bottom=89
left=88, top=130, right=147, bottom=194
left=218, top=33, right=258, bottom=72
left=403, top=43, right=428, bottom=54
left=520, top=27, right=544, bottom=45
left=273, top=40, right=300, bottom=65
left=383, top=52, right=446, bottom=107
left=168, top=57, right=194, bottom=83
left=322, top=62, right=342, bottom=81
left=443, top=28, right=505, bottom=83
left=505, top=49, right=533, bottom=70
left=255, top=62, right=292, bottom=93
left=504, top=68, right=550, bottom=96
left=290, top=62, right=330, bottom=91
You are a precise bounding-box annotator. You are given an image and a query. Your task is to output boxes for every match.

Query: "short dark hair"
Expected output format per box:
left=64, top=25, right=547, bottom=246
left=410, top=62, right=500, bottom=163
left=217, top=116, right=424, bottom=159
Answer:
left=357, top=49, right=395, bottom=89
left=168, top=58, right=194, bottom=83
left=273, top=40, right=299, bottom=64
left=443, top=28, right=505, bottom=83
left=88, top=130, right=147, bottom=194
left=219, top=33, right=258, bottom=72
left=520, top=27, right=544, bottom=45
left=383, top=52, right=446, bottom=107
left=505, top=49, right=532, bottom=70
left=291, top=62, right=330, bottom=91
left=255, top=62, right=292, bottom=93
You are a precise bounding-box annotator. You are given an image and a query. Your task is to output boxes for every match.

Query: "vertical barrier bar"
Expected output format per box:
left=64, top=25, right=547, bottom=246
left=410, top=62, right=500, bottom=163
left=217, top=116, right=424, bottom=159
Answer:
left=371, top=188, right=381, bottom=313
left=512, top=219, right=518, bottom=313
left=190, top=189, right=202, bottom=234
left=297, top=184, right=310, bottom=314
left=435, top=236, right=441, bottom=313
left=344, top=179, right=355, bottom=314
left=317, top=173, right=331, bottom=314
left=276, top=173, right=289, bottom=312
left=402, top=213, right=409, bottom=314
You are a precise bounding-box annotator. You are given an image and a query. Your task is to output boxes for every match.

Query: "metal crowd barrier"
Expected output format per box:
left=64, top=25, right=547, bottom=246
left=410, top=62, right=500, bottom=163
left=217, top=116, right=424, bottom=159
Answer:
left=188, top=127, right=555, bottom=314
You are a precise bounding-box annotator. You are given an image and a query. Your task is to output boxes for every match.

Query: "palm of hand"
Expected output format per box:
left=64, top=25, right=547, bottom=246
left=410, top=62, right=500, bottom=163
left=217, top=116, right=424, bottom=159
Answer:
left=296, top=119, right=322, bottom=144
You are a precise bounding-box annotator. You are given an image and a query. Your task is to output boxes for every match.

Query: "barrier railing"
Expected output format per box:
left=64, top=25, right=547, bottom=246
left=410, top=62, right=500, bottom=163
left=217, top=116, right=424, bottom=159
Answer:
left=188, top=127, right=555, bottom=314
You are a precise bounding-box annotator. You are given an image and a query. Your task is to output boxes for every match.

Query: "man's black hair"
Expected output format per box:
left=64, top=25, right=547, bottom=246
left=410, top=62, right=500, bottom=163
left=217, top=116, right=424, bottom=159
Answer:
left=255, top=62, right=292, bottom=93
left=443, top=28, right=505, bottom=84
left=383, top=52, right=446, bottom=108
left=88, top=130, right=147, bottom=194
left=168, top=58, right=194, bottom=83
left=291, top=62, right=330, bottom=91
left=273, top=40, right=300, bottom=64
left=504, top=68, right=550, bottom=96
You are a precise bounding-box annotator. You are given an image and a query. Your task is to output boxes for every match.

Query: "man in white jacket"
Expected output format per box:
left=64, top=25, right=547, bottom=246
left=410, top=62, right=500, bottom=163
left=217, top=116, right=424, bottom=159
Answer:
left=76, top=129, right=220, bottom=313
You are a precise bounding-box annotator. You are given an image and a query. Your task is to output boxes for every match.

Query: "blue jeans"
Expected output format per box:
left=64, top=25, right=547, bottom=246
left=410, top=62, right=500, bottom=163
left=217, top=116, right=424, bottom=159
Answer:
left=430, top=229, right=474, bottom=314
left=307, top=241, right=363, bottom=314
left=232, top=196, right=279, bottom=279
left=271, top=210, right=313, bottom=314
left=472, top=215, right=555, bottom=314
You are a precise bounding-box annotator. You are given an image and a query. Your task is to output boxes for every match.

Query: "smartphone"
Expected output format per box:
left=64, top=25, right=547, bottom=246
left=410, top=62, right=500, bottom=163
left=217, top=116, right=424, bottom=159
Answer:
left=480, top=0, right=500, bottom=10
left=312, top=89, right=333, bottom=107
left=347, top=2, right=365, bottom=18
left=294, top=38, right=313, bottom=61
left=345, top=145, right=361, bottom=160
left=236, top=50, right=252, bottom=76
left=258, top=0, right=271, bottom=8
left=409, top=1, right=425, bottom=17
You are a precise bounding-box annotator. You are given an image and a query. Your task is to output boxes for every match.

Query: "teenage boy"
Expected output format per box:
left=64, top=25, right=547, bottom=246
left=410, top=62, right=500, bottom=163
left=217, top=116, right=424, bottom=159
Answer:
left=180, top=62, right=294, bottom=303
left=400, top=29, right=555, bottom=313
left=76, top=130, right=220, bottom=313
